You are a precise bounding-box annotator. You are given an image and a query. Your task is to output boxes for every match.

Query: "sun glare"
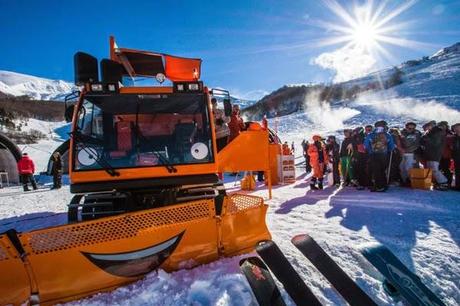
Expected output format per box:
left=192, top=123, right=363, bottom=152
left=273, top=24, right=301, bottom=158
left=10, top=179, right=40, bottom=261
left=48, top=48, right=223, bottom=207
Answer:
left=352, top=23, right=378, bottom=48
left=313, top=0, right=424, bottom=63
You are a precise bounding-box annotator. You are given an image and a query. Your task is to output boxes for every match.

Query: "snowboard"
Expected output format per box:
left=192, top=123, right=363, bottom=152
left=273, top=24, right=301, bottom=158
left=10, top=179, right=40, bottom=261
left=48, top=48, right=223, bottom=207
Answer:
left=239, top=257, right=286, bottom=306
left=256, top=240, right=322, bottom=306
left=291, top=234, right=377, bottom=306
left=362, top=244, right=446, bottom=306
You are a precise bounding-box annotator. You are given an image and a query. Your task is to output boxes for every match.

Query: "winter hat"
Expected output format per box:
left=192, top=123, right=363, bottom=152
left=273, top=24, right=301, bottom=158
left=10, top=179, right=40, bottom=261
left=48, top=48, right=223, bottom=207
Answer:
left=405, top=122, right=416, bottom=128
left=374, top=120, right=387, bottom=128
left=437, top=121, right=449, bottom=128
left=451, top=123, right=460, bottom=131
left=353, top=127, right=364, bottom=134
left=423, top=120, right=436, bottom=130
left=327, top=135, right=336, bottom=142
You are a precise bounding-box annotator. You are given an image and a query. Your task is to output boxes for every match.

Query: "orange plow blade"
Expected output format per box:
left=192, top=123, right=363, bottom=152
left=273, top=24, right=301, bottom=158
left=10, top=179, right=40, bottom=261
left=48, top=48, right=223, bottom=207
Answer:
left=0, top=195, right=270, bottom=305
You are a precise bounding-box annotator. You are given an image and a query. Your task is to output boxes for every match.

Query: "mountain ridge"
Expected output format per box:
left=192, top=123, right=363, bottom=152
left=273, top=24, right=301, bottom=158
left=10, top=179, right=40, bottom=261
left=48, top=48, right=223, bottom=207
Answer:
left=242, top=41, right=460, bottom=120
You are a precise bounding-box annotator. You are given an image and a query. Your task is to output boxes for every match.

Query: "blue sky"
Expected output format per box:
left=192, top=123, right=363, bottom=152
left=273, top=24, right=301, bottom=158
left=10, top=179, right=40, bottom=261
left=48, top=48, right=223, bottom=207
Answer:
left=1, top=0, right=459, bottom=99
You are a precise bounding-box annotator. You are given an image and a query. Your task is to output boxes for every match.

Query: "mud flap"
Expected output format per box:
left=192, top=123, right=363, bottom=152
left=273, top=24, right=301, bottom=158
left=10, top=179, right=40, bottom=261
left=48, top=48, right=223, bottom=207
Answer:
left=220, top=194, right=271, bottom=256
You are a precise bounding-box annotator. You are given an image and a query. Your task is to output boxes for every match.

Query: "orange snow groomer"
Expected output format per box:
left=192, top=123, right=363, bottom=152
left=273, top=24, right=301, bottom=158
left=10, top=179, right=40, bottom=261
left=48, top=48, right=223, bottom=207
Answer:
left=307, top=135, right=328, bottom=190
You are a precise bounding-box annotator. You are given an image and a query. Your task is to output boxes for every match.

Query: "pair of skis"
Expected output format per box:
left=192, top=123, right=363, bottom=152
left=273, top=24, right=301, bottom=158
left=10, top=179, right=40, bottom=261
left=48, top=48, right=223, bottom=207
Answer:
left=241, top=235, right=445, bottom=306
left=240, top=234, right=376, bottom=306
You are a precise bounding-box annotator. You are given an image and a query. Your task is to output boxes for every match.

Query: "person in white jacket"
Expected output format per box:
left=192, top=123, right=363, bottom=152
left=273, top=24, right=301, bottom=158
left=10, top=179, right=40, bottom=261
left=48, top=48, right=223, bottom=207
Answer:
left=211, top=98, right=230, bottom=151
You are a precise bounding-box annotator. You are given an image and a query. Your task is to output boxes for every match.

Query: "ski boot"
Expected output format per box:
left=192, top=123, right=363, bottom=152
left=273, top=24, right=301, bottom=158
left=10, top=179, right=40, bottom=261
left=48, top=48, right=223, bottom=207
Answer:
left=318, top=179, right=324, bottom=190
left=310, top=178, right=318, bottom=190
left=434, top=183, right=449, bottom=191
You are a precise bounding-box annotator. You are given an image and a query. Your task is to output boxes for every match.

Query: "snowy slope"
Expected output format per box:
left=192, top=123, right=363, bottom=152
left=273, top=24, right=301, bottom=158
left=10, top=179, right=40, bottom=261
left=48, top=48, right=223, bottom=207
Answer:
left=0, top=70, right=75, bottom=100
left=271, top=44, right=460, bottom=151
left=0, top=178, right=458, bottom=305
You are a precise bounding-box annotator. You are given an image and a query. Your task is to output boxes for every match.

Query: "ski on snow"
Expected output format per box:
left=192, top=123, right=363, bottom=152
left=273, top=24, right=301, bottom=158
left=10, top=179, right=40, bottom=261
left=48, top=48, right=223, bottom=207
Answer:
left=255, top=240, right=322, bottom=306
left=239, top=257, right=286, bottom=306
left=291, top=234, right=377, bottom=306
left=362, top=244, right=446, bottom=306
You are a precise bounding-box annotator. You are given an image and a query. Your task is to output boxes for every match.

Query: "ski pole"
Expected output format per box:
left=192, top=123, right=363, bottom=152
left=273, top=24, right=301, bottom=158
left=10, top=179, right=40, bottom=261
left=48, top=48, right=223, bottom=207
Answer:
left=386, top=150, right=393, bottom=184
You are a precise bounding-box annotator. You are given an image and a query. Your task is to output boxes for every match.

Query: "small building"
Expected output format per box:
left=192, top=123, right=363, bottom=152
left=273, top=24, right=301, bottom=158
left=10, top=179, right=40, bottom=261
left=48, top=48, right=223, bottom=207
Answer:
left=0, top=132, right=21, bottom=184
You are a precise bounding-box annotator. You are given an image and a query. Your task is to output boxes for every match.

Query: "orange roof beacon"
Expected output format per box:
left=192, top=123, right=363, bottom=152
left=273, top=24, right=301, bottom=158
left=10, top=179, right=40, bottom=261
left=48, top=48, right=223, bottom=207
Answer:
left=0, top=37, right=271, bottom=305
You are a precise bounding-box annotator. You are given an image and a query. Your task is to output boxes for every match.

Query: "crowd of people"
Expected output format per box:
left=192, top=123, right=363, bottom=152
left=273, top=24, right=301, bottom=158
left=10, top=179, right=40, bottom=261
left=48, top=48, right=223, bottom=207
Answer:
left=301, top=120, right=460, bottom=192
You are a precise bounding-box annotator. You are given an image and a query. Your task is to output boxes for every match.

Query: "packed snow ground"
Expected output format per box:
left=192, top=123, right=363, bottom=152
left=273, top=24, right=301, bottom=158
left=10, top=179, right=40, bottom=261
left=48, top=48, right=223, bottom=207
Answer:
left=0, top=172, right=458, bottom=305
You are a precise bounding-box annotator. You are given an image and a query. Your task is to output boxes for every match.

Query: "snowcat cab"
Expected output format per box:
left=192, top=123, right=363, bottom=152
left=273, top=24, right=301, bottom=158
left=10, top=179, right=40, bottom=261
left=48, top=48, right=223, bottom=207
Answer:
left=67, top=40, right=224, bottom=221
left=0, top=37, right=271, bottom=305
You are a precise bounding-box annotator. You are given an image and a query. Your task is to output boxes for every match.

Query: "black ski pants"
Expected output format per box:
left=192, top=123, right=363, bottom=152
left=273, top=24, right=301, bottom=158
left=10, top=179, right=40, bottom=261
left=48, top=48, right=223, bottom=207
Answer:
left=20, top=174, right=37, bottom=191
left=369, top=153, right=389, bottom=189
left=305, top=154, right=311, bottom=173
left=454, top=158, right=460, bottom=190
left=332, top=160, right=340, bottom=185
left=53, top=170, right=62, bottom=189
left=355, top=152, right=370, bottom=187
left=439, top=158, right=453, bottom=186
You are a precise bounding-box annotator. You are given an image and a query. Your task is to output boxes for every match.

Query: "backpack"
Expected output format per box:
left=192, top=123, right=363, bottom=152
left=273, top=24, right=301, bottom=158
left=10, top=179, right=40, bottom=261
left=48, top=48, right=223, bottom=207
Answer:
left=372, top=132, right=388, bottom=153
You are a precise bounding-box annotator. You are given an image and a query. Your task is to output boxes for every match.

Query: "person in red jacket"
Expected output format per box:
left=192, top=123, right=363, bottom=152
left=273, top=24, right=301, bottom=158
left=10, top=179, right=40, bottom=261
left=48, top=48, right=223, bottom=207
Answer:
left=228, top=104, right=245, bottom=142
left=17, top=152, right=37, bottom=191
left=308, top=135, right=328, bottom=190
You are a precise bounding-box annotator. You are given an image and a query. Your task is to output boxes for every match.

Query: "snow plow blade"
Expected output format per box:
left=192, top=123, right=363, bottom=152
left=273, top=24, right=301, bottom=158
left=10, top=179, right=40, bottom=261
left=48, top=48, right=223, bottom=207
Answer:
left=0, top=194, right=270, bottom=305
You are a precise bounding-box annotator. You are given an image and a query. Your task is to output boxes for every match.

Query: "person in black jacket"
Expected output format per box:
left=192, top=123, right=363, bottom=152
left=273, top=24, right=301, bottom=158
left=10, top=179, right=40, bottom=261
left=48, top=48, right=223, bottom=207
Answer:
left=438, top=121, right=454, bottom=187
left=51, top=152, right=63, bottom=189
left=451, top=123, right=460, bottom=191
left=301, top=139, right=311, bottom=173
left=421, top=121, right=448, bottom=190
left=399, top=122, right=422, bottom=185
left=352, top=127, right=370, bottom=189
left=326, top=136, right=340, bottom=186
left=339, top=129, right=357, bottom=186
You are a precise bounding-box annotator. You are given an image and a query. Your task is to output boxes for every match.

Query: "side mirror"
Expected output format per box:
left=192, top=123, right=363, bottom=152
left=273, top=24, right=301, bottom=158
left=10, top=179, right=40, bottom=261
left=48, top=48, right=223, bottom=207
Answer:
left=100, top=59, right=123, bottom=84
left=74, top=52, right=99, bottom=85
left=223, top=99, right=232, bottom=117
left=65, top=104, right=75, bottom=123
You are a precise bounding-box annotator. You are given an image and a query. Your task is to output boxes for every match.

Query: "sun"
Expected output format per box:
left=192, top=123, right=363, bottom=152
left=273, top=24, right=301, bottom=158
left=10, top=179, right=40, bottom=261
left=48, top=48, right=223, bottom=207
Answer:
left=352, top=23, right=378, bottom=48
left=312, top=0, right=424, bottom=62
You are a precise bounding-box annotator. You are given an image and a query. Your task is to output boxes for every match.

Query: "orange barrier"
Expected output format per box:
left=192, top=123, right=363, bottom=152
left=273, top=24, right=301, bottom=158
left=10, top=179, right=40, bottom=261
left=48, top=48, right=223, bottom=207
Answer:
left=0, top=195, right=270, bottom=305
left=217, top=130, right=273, bottom=198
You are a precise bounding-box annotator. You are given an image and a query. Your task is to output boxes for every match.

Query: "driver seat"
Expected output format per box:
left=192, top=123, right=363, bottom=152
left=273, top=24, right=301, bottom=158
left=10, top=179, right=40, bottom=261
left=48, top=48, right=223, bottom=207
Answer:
left=173, top=121, right=197, bottom=161
left=110, top=121, right=134, bottom=158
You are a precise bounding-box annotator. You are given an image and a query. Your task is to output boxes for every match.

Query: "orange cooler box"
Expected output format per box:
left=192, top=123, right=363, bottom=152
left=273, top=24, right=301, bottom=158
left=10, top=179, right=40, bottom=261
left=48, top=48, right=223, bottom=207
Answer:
left=409, top=168, right=432, bottom=190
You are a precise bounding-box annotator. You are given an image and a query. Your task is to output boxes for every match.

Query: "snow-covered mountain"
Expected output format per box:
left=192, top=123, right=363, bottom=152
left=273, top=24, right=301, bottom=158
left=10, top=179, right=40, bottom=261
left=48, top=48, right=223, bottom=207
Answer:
left=244, top=41, right=460, bottom=121
left=0, top=70, right=75, bottom=100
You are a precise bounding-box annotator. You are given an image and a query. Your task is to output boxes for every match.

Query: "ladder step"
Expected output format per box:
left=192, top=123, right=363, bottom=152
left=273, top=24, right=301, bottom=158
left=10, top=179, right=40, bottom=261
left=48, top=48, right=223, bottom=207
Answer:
left=68, top=202, right=114, bottom=208
left=81, top=210, right=125, bottom=216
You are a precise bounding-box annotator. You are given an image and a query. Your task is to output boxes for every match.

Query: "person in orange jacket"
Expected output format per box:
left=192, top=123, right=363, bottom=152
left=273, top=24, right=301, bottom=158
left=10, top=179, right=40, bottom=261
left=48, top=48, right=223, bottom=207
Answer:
left=308, top=135, right=328, bottom=190
left=282, top=141, right=291, bottom=155
left=228, top=104, right=245, bottom=142
left=17, top=152, right=38, bottom=191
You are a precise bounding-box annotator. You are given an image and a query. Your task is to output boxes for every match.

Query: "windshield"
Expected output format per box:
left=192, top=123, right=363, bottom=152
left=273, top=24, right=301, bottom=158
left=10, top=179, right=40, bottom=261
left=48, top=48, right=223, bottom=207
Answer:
left=74, top=93, right=214, bottom=172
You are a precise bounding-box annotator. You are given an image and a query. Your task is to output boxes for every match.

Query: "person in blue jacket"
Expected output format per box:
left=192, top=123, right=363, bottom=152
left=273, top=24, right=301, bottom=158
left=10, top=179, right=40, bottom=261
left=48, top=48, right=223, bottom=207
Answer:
left=364, top=120, right=395, bottom=192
